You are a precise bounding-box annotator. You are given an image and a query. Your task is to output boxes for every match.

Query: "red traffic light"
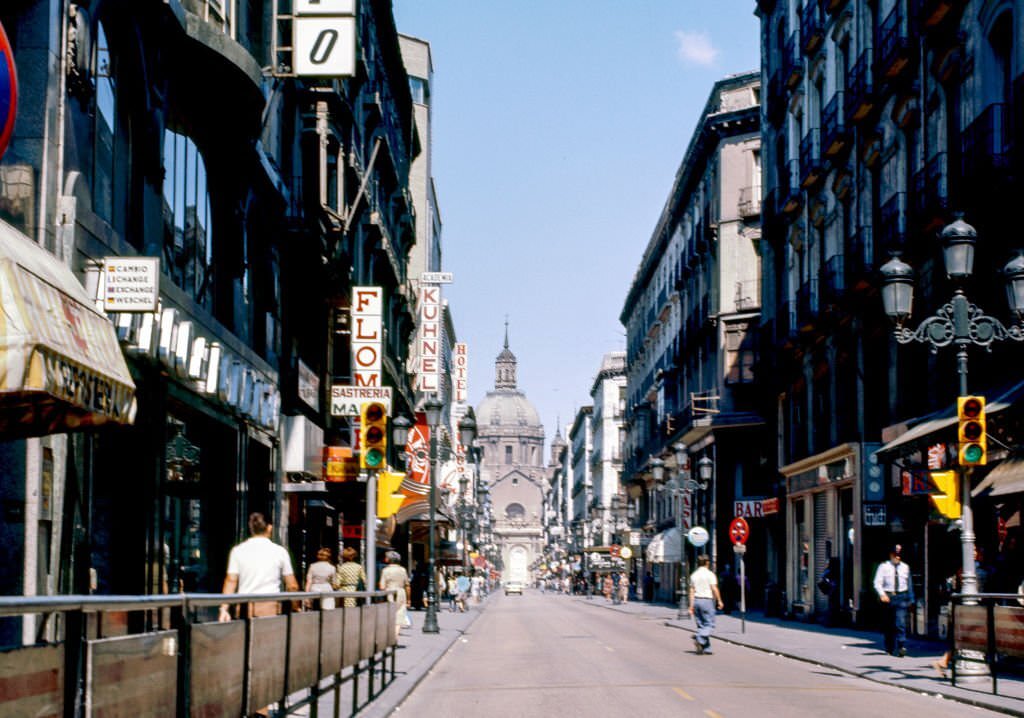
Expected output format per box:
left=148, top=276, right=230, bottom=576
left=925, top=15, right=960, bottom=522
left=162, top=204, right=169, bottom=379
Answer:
left=961, top=397, right=983, bottom=418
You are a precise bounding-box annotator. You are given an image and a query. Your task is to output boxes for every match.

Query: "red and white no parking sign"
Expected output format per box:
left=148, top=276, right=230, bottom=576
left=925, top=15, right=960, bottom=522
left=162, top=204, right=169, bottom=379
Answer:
left=0, top=21, right=17, bottom=161
left=729, top=516, right=750, bottom=545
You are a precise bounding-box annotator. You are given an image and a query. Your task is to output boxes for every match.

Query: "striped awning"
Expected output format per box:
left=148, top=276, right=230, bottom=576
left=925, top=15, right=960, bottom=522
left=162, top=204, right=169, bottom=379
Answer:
left=0, top=219, right=135, bottom=436
left=645, top=527, right=682, bottom=563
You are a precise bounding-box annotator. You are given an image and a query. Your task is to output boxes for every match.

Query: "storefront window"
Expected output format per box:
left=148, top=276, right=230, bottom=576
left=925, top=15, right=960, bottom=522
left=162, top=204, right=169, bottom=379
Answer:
left=162, top=130, right=213, bottom=307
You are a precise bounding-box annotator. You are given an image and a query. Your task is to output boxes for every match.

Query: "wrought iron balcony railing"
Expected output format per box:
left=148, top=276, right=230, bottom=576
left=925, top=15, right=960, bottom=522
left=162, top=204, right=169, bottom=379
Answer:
left=801, top=0, right=826, bottom=55
left=879, top=192, right=907, bottom=251
left=877, top=3, right=912, bottom=82
left=822, top=92, right=850, bottom=157
left=800, top=128, right=824, bottom=187
left=845, top=49, right=875, bottom=124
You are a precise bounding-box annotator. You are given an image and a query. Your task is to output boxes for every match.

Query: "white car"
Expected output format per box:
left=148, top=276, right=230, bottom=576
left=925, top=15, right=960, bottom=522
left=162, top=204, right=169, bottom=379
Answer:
left=504, top=581, right=524, bottom=596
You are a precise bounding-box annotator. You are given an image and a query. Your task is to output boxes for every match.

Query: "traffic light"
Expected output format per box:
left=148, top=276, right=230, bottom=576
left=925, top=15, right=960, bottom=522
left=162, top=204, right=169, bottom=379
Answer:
left=957, top=395, right=987, bottom=466
left=359, top=402, right=388, bottom=469
left=929, top=470, right=962, bottom=519
left=377, top=471, right=406, bottom=518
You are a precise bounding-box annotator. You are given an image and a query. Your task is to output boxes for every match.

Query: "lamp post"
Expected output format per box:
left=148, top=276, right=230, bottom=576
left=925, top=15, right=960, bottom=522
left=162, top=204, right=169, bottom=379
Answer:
left=880, top=215, right=1024, bottom=675
left=421, top=395, right=444, bottom=634
left=458, top=410, right=477, bottom=574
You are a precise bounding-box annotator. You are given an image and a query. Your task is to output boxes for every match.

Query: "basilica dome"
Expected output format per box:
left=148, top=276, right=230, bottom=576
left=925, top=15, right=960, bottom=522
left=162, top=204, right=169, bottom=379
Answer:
left=478, top=389, right=541, bottom=428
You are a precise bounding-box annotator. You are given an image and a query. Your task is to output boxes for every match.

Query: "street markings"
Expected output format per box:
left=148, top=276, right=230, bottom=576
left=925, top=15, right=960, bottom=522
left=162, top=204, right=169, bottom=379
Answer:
left=704, top=711, right=724, bottom=718
left=672, top=687, right=694, bottom=701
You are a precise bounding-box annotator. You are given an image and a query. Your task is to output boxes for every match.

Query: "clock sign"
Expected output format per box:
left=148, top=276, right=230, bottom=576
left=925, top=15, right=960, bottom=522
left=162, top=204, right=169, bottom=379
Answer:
left=0, top=20, right=16, bottom=161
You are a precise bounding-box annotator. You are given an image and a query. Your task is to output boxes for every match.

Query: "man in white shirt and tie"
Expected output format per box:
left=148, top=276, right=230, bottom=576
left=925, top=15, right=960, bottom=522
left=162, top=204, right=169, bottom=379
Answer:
left=872, top=544, right=914, bottom=656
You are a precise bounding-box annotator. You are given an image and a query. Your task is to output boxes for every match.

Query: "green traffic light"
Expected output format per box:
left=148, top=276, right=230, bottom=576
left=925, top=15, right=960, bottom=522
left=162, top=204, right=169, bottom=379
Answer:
left=365, top=448, right=384, bottom=467
left=963, top=444, right=984, bottom=463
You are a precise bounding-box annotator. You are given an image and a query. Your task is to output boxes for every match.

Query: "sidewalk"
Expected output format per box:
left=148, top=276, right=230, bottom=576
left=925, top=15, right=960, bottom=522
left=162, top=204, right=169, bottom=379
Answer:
left=291, top=597, right=489, bottom=717
left=578, top=597, right=1024, bottom=717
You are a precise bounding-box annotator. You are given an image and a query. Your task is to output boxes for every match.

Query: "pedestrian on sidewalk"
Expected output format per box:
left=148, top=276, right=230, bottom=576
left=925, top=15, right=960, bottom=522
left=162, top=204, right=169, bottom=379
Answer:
left=688, top=555, right=724, bottom=654
left=333, top=546, right=368, bottom=608
left=305, top=547, right=337, bottom=610
left=873, top=544, right=913, bottom=657
left=219, top=512, right=298, bottom=622
left=379, top=550, right=411, bottom=642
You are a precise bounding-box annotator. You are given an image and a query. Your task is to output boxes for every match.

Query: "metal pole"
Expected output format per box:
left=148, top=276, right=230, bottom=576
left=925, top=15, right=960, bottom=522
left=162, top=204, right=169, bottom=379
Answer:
left=954, top=341, right=979, bottom=598
left=365, top=470, right=377, bottom=594
left=740, top=553, right=746, bottom=634
left=422, top=422, right=440, bottom=634
left=678, top=486, right=688, bottom=620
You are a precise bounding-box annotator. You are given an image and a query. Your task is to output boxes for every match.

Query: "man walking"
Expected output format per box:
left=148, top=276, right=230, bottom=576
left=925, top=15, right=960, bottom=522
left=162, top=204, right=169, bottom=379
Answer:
left=873, top=544, right=913, bottom=656
left=219, top=512, right=298, bottom=621
left=688, top=555, right=724, bottom=654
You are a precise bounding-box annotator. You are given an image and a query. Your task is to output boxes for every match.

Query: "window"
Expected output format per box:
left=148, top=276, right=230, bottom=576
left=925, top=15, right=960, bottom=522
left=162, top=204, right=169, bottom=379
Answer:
left=725, top=322, right=756, bottom=384
left=409, top=77, right=428, bottom=104
left=92, top=23, right=115, bottom=222
left=505, top=503, right=525, bottom=520
left=162, top=130, right=213, bottom=307
left=505, top=445, right=513, bottom=464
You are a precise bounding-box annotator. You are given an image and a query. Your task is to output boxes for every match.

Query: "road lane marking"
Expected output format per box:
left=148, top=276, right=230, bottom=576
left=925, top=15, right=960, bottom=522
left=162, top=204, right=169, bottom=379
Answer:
left=673, top=687, right=694, bottom=701
left=605, top=645, right=615, bottom=652
left=704, top=711, right=723, bottom=718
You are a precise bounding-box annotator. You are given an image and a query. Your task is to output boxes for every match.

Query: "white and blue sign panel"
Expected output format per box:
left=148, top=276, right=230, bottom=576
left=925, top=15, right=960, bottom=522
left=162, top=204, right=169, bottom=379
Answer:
left=0, top=21, right=17, bottom=161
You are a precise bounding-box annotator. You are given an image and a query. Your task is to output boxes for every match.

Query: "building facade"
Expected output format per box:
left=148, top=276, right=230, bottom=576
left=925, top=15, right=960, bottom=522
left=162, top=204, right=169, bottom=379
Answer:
left=588, top=351, right=627, bottom=548
left=620, top=71, right=770, bottom=606
left=757, top=0, right=1024, bottom=627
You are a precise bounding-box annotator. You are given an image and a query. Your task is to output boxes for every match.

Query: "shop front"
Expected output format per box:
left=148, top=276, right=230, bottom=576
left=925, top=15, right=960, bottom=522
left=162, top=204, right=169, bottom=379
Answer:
left=781, top=443, right=868, bottom=625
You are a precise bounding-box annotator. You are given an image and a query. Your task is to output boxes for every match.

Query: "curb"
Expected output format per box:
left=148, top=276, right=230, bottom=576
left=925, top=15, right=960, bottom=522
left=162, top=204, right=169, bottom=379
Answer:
left=364, top=600, right=490, bottom=717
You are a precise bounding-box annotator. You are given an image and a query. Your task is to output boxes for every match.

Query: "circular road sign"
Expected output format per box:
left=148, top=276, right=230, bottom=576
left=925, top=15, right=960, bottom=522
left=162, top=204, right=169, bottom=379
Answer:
left=686, top=526, right=709, bottom=547
left=729, top=517, right=750, bottom=545
left=0, top=21, right=16, bottom=161
left=609, top=544, right=620, bottom=558
left=619, top=546, right=633, bottom=559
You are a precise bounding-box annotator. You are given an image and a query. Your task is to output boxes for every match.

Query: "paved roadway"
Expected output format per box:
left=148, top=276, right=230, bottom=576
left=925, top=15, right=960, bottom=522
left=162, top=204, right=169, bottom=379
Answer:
left=396, top=589, right=1004, bottom=718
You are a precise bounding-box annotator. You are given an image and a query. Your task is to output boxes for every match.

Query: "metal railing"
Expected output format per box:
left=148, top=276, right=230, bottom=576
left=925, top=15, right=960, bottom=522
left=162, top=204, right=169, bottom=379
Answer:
left=0, top=589, right=401, bottom=717
left=949, top=592, right=1024, bottom=695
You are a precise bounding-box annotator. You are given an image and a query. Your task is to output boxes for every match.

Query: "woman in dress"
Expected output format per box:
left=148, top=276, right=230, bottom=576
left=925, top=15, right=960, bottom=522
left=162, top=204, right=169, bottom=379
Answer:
left=379, top=550, right=411, bottom=641
left=332, top=546, right=367, bottom=607
left=305, top=547, right=337, bottom=609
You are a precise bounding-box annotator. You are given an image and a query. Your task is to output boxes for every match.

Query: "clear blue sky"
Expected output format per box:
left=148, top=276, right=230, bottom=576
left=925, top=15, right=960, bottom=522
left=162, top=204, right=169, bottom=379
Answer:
left=393, top=1, right=760, bottom=444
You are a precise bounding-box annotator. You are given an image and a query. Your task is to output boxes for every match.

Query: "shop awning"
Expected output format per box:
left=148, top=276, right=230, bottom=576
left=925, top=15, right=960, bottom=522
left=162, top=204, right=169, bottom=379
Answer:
left=0, top=219, right=135, bottom=436
left=645, top=527, right=682, bottom=564
left=874, top=379, right=1024, bottom=461
left=973, top=457, right=1024, bottom=498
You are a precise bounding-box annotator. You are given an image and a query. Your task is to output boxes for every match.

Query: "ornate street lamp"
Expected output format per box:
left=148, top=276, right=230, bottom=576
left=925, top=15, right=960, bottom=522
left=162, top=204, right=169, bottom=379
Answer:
left=421, top=395, right=444, bottom=634
left=880, top=214, right=1024, bottom=675
left=391, top=415, right=412, bottom=450
left=671, top=443, right=691, bottom=620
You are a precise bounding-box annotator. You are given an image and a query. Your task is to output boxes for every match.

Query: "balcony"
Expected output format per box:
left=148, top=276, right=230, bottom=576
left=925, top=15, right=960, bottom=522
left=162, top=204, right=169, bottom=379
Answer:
left=962, top=104, right=1011, bottom=180
left=911, top=152, right=949, bottom=230
left=876, top=4, right=912, bottom=82
left=800, top=1, right=826, bottom=55
left=879, top=192, right=907, bottom=251
left=779, top=158, right=803, bottom=215
left=799, top=129, right=825, bottom=187
left=822, top=92, right=850, bottom=158
left=739, top=186, right=762, bottom=219
left=783, top=31, right=803, bottom=89
left=845, top=49, right=875, bottom=124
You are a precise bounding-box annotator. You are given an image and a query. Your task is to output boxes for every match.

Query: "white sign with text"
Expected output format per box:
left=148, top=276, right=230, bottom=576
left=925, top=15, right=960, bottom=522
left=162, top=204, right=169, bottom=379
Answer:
left=351, top=287, right=382, bottom=387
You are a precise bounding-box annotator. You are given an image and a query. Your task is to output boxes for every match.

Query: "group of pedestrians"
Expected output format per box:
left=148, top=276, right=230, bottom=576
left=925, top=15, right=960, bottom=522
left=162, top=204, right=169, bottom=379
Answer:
left=218, top=512, right=412, bottom=643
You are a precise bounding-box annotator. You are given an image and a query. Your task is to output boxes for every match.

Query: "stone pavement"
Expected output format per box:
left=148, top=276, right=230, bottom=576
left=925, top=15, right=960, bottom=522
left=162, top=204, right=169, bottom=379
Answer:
left=577, top=596, right=1024, bottom=717
left=288, top=597, right=488, bottom=717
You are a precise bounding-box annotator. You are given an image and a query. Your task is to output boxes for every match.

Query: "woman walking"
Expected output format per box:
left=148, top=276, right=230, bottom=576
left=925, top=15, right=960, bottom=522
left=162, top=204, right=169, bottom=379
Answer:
left=379, top=550, right=411, bottom=641
left=332, top=546, right=367, bottom=607
left=305, top=547, right=337, bottom=609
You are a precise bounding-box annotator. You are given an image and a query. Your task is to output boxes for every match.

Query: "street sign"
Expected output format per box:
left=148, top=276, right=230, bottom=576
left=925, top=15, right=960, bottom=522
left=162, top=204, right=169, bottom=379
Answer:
left=103, top=257, right=160, bottom=312
left=686, top=526, right=709, bottom=547
left=609, top=544, right=620, bottom=558
left=420, top=272, right=454, bottom=284
left=733, top=543, right=747, bottom=555
left=729, top=516, right=750, bottom=545
left=620, top=546, right=633, bottom=559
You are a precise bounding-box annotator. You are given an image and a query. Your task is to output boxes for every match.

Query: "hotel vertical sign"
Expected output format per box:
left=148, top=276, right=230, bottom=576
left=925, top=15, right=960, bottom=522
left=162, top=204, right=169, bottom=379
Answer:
left=351, top=286, right=382, bottom=387
left=453, top=343, right=468, bottom=402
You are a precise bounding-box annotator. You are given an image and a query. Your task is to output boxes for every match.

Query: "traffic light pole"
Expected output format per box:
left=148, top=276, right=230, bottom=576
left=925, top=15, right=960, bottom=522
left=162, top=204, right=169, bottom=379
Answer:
left=365, top=469, right=377, bottom=593
left=954, top=347, right=980, bottom=599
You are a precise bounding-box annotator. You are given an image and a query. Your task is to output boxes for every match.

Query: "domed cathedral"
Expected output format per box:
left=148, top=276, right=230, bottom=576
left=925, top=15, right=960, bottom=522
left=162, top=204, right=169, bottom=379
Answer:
left=476, top=326, right=546, bottom=585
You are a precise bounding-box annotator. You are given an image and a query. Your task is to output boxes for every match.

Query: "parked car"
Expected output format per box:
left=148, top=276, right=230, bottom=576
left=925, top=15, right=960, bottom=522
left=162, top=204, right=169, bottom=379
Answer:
left=505, top=581, right=524, bottom=596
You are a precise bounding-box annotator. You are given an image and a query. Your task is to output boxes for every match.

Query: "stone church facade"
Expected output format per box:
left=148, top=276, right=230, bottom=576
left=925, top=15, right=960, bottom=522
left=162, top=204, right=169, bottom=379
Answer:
left=475, top=331, right=546, bottom=584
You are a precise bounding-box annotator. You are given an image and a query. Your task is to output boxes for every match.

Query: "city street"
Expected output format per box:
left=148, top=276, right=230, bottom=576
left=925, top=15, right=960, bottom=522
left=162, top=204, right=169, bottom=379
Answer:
left=396, top=590, right=1004, bottom=718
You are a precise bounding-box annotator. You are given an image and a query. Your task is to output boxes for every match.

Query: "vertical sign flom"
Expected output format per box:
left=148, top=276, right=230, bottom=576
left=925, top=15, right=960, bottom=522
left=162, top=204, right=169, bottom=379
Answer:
left=417, top=286, right=440, bottom=392
left=351, top=287, right=382, bottom=388
left=453, top=343, right=468, bottom=402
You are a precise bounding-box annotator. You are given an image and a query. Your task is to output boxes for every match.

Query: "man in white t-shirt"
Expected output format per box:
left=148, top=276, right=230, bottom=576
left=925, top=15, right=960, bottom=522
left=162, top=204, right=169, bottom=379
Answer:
left=688, top=555, right=724, bottom=655
left=219, top=512, right=298, bottom=621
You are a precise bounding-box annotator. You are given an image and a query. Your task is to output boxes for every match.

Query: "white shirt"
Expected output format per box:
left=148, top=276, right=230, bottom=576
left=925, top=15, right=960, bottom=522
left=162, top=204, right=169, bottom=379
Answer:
left=690, top=566, right=718, bottom=599
left=226, top=536, right=294, bottom=594
left=873, top=559, right=912, bottom=597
